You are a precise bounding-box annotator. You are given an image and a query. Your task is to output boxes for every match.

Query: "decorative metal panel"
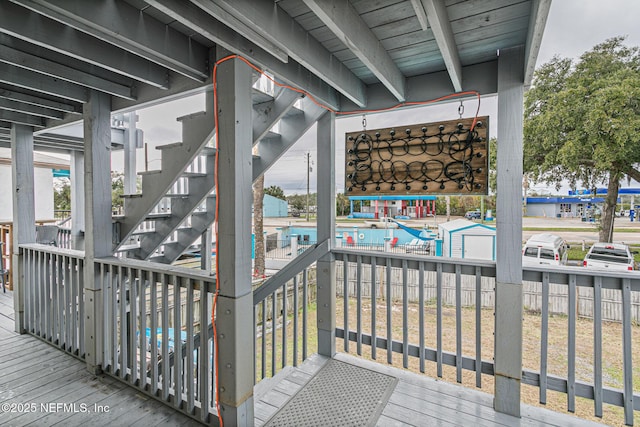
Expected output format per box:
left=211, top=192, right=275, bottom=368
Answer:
left=345, top=116, right=489, bottom=195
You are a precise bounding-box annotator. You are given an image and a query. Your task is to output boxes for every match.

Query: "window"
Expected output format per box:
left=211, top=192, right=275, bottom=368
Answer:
left=539, top=249, right=555, bottom=260
left=560, top=203, right=572, bottom=213
left=524, top=247, right=538, bottom=257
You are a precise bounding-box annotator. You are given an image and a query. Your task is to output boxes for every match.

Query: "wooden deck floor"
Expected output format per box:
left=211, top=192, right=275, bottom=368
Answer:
left=1, top=289, right=608, bottom=427
left=255, top=353, right=607, bottom=427
left=0, top=290, right=202, bottom=427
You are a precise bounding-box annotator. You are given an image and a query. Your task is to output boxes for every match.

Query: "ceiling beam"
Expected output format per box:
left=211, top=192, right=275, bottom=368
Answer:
left=338, top=60, right=497, bottom=114
left=0, top=87, right=81, bottom=114
left=13, top=0, right=209, bottom=82
left=193, top=0, right=366, bottom=107
left=0, top=43, right=135, bottom=100
left=0, top=62, right=88, bottom=103
left=412, top=0, right=462, bottom=92
left=0, top=110, right=46, bottom=128
left=302, top=0, right=405, bottom=102
left=145, top=0, right=340, bottom=110
left=524, top=0, right=552, bottom=87
left=1, top=1, right=169, bottom=89
left=0, top=97, right=64, bottom=120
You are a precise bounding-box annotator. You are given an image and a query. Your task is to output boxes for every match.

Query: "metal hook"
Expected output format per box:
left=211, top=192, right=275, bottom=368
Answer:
left=458, top=101, right=464, bottom=119
left=362, top=114, right=367, bottom=131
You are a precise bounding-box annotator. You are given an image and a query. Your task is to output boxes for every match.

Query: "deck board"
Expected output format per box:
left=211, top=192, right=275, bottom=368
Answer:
left=0, top=290, right=204, bottom=427
left=255, top=353, right=607, bottom=427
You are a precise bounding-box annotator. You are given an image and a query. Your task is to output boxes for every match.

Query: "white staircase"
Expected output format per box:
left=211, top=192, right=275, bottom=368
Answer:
left=113, top=80, right=327, bottom=264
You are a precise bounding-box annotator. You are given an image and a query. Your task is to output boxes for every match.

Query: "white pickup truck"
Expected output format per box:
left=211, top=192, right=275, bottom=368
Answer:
left=363, top=217, right=401, bottom=228
left=583, top=242, right=635, bottom=271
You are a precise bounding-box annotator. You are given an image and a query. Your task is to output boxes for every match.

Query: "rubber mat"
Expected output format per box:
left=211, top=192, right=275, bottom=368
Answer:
left=264, top=359, right=397, bottom=427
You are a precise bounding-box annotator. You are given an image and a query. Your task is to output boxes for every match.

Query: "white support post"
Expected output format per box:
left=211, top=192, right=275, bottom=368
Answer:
left=494, top=45, right=525, bottom=417
left=123, top=112, right=138, bottom=195
left=70, top=151, right=85, bottom=250
left=83, top=90, right=112, bottom=374
left=316, top=111, right=336, bottom=357
left=215, top=53, right=254, bottom=427
left=290, top=234, right=298, bottom=259
left=11, top=123, right=36, bottom=334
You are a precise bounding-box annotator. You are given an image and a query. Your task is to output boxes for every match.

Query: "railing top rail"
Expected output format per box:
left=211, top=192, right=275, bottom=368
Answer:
left=524, top=267, right=640, bottom=291
left=332, top=248, right=497, bottom=277
left=95, top=256, right=217, bottom=283
left=19, top=243, right=84, bottom=258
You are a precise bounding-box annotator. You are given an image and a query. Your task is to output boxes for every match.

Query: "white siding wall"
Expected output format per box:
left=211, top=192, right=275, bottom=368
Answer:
left=0, top=165, right=54, bottom=221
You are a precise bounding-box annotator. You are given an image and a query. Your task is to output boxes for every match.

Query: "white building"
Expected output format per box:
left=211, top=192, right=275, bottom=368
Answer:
left=438, top=218, right=496, bottom=261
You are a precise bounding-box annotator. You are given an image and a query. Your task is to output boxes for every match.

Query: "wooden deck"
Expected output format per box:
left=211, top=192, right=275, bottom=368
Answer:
left=0, top=290, right=202, bottom=427
left=255, top=353, right=607, bottom=427
left=1, top=288, right=607, bottom=427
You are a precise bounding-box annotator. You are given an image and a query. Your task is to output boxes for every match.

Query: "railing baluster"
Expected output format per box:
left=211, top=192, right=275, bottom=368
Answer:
left=271, top=289, right=277, bottom=378
left=35, top=249, right=41, bottom=336
left=140, top=270, right=148, bottom=391
left=567, top=274, right=576, bottom=412
left=110, top=264, right=118, bottom=373
left=593, top=276, right=603, bottom=418
left=475, top=265, right=482, bottom=387
left=402, top=259, right=408, bottom=369
left=261, top=299, right=267, bottom=379
left=199, top=283, right=210, bottom=423
left=186, top=279, right=195, bottom=414
left=118, top=266, right=127, bottom=379
left=418, top=261, right=424, bottom=373
left=129, top=268, right=139, bottom=386
left=282, top=279, right=287, bottom=369
left=293, top=273, right=299, bottom=367
left=78, top=258, right=85, bottom=356
left=356, top=255, right=362, bottom=356
left=436, top=262, right=443, bottom=378
left=343, top=257, right=349, bottom=353
left=386, top=256, right=392, bottom=364
left=540, top=271, right=549, bottom=404
left=371, top=256, right=377, bottom=361
left=150, top=274, right=159, bottom=396
left=302, top=269, right=308, bottom=361
left=456, top=264, right=462, bottom=383
left=173, top=275, right=183, bottom=409
left=161, top=274, right=170, bottom=401
left=55, top=254, right=63, bottom=347
left=100, top=262, right=107, bottom=369
left=621, top=278, right=633, bottom=425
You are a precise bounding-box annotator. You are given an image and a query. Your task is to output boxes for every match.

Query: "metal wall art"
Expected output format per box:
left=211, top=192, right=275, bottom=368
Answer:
left=345, top=116, right=489, bottom=195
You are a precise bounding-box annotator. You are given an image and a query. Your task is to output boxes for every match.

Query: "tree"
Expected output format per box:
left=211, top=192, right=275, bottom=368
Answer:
left=53, top=178, right=71, bottom=211
left=264, top=185, right=286, bottom=200
left=253, top=176, right=266, bottom=278
left=523, top=37, right=640, bottom=242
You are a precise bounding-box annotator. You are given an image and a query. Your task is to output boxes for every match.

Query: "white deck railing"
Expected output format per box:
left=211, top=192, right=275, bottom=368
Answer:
left=18, top=244, right=640, bottom=425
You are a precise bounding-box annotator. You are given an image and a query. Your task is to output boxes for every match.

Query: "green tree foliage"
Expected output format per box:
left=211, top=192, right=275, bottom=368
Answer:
left=264, top=185, right=286, bottom=200
left=523, top=37, right=640, bottom=241
left=53, top=178, right=71, bottom=211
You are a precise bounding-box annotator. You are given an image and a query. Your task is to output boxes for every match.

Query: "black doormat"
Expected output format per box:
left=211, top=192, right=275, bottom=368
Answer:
left=264, top=359, right=397, bottom=427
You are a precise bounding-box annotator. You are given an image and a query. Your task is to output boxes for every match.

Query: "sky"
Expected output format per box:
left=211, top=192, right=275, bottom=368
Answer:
left=135, top=0, right=640, bottom=196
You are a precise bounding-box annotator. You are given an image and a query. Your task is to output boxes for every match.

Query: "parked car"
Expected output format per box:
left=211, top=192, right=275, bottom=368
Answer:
left=522, top=233, right=568, bottom=266
left=363, top=217, right=400, bottom=228
left=583, top=242, right=635, bottom=271
left=464, top=210, right=481, bottom=220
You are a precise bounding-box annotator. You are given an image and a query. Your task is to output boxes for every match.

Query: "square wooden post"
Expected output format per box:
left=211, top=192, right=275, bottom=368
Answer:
left=83, top=90, right=112, bottom=374
left=11, top=123, right=36, bottom=334
left=215, top=54, right=255, bottom=426
left=316, top=111, right=336, bottom=357
left=494, top=45, right=525, bottom=417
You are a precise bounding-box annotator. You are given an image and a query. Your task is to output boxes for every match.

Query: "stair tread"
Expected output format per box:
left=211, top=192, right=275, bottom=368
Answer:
left=120, top=193, right=143, bottom=199
left=138, top=170, right=161, bottom=176
left=176, top=110, right=206, bottom=122
left=156, top=142, right=183, bottom=150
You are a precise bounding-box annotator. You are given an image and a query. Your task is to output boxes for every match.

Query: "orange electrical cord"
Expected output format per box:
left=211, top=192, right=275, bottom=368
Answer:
left=210, top=54, right=481, bottom=426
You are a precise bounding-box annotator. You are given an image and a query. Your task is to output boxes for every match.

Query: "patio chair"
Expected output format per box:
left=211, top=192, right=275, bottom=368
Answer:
left=36, top=225, right=59, bottom=246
